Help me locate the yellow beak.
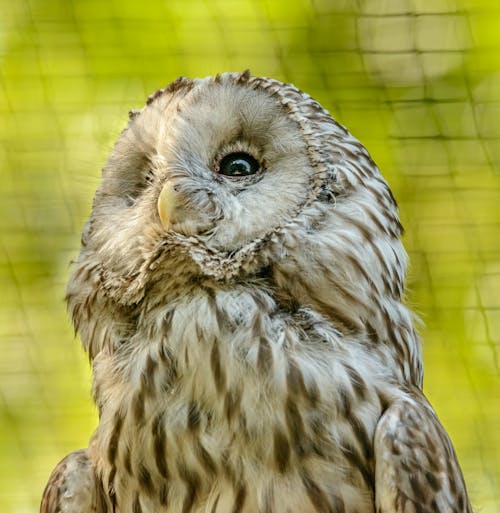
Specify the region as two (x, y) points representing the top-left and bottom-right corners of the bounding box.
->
(157, 181), (178, 230)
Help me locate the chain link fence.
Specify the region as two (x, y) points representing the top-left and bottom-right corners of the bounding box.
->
(1, 0), (499, 511)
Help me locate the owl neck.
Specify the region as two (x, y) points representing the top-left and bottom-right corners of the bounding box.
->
(67, 217), (423, 388)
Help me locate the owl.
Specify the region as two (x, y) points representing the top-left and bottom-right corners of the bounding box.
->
(40, 71), (472, 513)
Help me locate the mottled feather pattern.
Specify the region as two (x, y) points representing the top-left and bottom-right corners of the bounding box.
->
(41, 71), (471, 513)
(375, 395), (473, 513)
(40, 449), (106, 513)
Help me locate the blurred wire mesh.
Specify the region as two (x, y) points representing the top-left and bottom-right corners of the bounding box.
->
(1, 0), (499, 511)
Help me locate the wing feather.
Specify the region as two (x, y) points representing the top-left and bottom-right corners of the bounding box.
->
(374, 395), (472, 513)
(40, 449), (106, 513)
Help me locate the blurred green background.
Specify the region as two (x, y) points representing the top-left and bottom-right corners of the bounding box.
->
(1, 0), (500, 511)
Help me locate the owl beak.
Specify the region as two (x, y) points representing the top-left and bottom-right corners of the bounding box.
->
(157, 181), (178, 230)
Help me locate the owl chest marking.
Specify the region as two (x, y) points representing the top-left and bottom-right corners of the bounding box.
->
(97, 287), (386, 513)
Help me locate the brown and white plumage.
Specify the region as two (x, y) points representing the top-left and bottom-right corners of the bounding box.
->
(40, 449), (106, 513)
(375, 395), (471, 513)
(41, 71), (472, 513)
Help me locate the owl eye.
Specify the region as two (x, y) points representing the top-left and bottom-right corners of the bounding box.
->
(218, 152), (260, 177)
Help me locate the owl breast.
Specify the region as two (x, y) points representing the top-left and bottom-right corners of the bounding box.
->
(91, 284), (391, 513)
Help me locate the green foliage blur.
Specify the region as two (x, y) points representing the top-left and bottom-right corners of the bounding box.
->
(1, 0), (499, 511)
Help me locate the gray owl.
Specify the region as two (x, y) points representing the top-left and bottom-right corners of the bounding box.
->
(40, 71), (472, 513)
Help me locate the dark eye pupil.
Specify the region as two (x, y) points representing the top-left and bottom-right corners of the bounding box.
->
(219, 152), (259, 176)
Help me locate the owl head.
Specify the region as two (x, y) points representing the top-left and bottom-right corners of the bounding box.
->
(68, 71), (421, 384)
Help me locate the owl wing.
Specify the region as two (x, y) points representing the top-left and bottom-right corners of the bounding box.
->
(374, 395), (472, 513)
(40, 449), (107, 513)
